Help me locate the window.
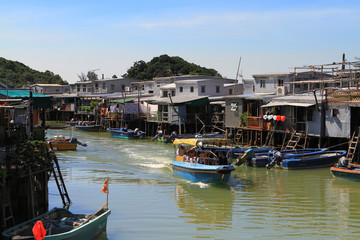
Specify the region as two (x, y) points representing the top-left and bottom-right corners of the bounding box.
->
(332, 109), (339, 117)
(157, 83), (160, 87)
(190, 86), (194, 92)
(260, 80), (266, 88)
(122, 85), (125, 91)
(278, 79), (284, 86)
(216, 86), (220, 93)
(162, 90), (168, 97)
(110, 85), (115, 90)
(306, 109), (313, 121)
(201, 86), (205, 93)
(83, 87), (86, 92)
(180, 87), (183, 93)
(172, 90), (175, 96)
(229, 89), (233, 95)
(77, 86), (80, 92)
(102, 83), (106, 89)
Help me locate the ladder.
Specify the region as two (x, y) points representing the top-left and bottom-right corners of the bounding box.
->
(346, 132), (360, 163)
(234, 129), (243, 144)
(48, 144), (71, 207)
(284, 132), (302, 150)
(1, 184), (15, 229)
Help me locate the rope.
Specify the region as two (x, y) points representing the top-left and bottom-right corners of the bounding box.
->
(325, 140), (349, 150)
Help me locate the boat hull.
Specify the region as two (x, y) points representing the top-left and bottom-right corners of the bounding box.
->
(108, 128), (145, 139)
(281, 151), (346, 169)
(75, 125), (101, 132)
(2, 207), (111, 240)
(171, 161), (234, 183)
(330, 167), (360, 181)
(47, 142), (77, 151)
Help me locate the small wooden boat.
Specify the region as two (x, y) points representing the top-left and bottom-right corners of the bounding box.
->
(2, 205), (111, 240)
(172, 138), (235, 183)
(264, 149), (346, 169)
(46, 136), (87, 151)
(108, 128), (146, 139)
(75, 122), (101, 132)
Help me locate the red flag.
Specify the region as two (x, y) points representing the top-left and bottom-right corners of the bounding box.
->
(32, 221), (46, 240)
(101, 178), (108, 194)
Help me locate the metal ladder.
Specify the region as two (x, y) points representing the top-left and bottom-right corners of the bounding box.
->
(48, 144), (71, 207)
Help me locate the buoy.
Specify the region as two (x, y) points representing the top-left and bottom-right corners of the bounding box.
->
(101, 108), (105, 115)
(263, 115), (268, 120)
(281, 116), (286, 121)
(32, 221), (46, 240)
(276, 115), (281, 121)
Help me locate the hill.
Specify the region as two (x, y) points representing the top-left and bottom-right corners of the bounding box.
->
(122, 54), (221, 80)
(0, 57), (68, 88)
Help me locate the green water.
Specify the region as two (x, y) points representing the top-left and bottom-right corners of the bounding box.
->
(47, 129), (360, 240)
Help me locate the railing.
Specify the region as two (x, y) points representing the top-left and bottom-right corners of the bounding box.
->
(327, 88), (360, 103)
(246, 116), (264, 130)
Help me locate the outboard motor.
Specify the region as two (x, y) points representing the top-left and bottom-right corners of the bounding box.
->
(70, 137), (87, 147)
(266, 149), (282, 169)
(335, 156), (348, 167)
(235, 149), (254, 166)
(152, 130), (163, 141)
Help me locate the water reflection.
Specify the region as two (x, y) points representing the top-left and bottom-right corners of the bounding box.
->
(174, 182), (235, 230)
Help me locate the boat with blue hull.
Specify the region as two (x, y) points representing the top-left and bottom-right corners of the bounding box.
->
(248, 148), (326, 167)
(108, 127), (146, 139)
(172, 138), (235, 183)
(75, 121), (101, 132)
(2, 205), (110, 240)
(265, 149), (346, 169)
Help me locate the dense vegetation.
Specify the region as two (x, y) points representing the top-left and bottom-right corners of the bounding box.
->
(122, 54), (221, 80)
(0, 57), (68, 88)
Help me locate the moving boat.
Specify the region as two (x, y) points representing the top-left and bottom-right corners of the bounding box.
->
(75, 121), (101, 132)
(108, 127), (146, 139)
(171, 138), (235, 183)
(2, 204), (111, 240)
(264, 149), (347, 169)
(46, 136), (87, 151)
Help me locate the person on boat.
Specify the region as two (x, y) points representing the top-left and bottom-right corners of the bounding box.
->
(177, 146), (186, 156)
(219, 152), (228, 165)
(198, 151), (206, 164)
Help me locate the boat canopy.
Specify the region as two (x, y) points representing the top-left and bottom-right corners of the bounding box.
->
(173, 138), (231, 146)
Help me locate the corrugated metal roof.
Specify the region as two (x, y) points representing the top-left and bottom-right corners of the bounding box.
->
(0, 90), (50, 98)
(262, 102), (315, 108)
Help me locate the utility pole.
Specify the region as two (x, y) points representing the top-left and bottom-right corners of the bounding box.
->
(233, 57), (242, 95)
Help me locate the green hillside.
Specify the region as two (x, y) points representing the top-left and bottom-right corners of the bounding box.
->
(122, 54), (221, 80)
(0, 57), (68, 88)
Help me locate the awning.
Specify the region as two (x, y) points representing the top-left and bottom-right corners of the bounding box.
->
(262, 102), (315, 108)
(173, 138), (231, 146)
(110, 98), (135, 103)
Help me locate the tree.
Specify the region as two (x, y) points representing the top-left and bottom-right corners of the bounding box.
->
(87, 71), (98, 82)
(122, 54), (221, 81)
(112, 75), (118, 78)
(77, 72), (87, 82)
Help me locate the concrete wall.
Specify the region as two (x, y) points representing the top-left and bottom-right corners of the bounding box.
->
(224, 98), (243, 128)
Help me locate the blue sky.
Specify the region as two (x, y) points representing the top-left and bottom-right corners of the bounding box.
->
(1, 0), (360, 83)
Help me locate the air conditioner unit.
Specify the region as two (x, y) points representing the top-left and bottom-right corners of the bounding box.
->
(276, 86), (287, 96)
(125, 87), (131, 92)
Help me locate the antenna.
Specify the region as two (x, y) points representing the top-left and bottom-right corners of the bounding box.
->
(233, 57), (242, 95)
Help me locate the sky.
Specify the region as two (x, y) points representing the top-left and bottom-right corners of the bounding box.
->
(1, 0), (360, 84)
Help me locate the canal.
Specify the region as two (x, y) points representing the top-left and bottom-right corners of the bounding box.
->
(47, 128), (360, 240)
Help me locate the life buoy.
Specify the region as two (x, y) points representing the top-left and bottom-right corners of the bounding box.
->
(101, 108), (105, 115)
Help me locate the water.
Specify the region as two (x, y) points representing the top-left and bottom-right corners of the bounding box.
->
(47, 128), (360, 240)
